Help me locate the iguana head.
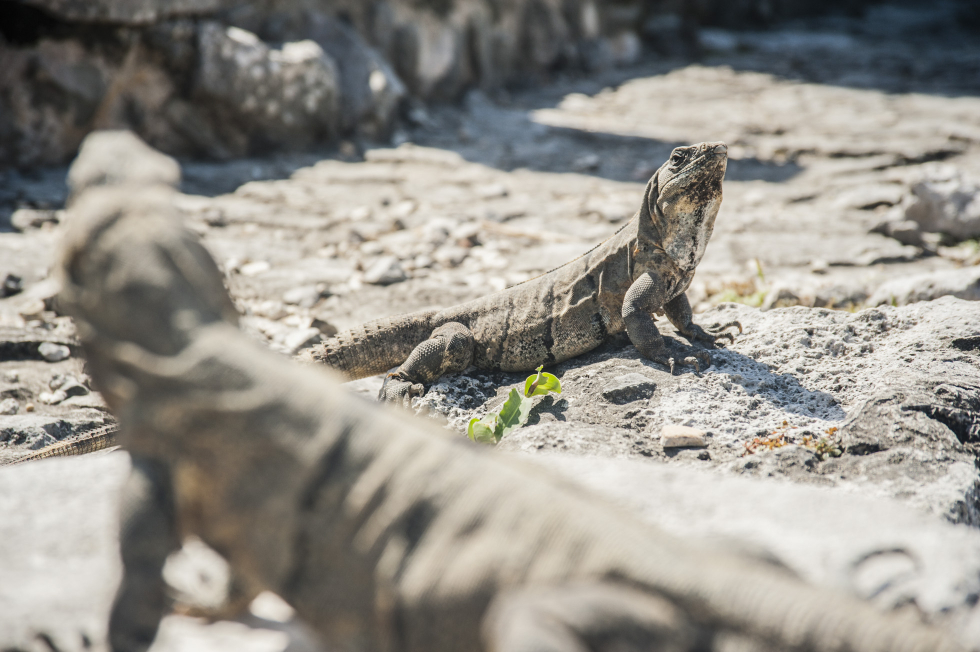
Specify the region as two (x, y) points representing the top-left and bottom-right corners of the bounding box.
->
(644, 142), (728, 272)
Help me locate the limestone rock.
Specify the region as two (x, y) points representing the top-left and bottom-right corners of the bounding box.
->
(196, 23), (340, 151)
(17, 0), (231, 24)
(422, 298), (980, 524)
(904, 167), (980, 241)
(363, 256), (407, 285)
(601, 373), (657, 404)
(268, 14), (406, 138)
(661, 424), (707, 448)
(868, 266), (980, 306)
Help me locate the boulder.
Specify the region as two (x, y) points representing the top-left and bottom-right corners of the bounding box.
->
(262, 14), (406, 138)
(868, 266), (980, 306)
(420, 298), (980, 524)
(196, 23), (340, 152)
(16, 0), (232, 24)
(903, 166), (980, 241)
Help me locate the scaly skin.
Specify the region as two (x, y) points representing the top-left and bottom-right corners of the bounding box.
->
(1, 423), (119, 466)
(305, 142), (741, 404)
(54, 134), (965, 652)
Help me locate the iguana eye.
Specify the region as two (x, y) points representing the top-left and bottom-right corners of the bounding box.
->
(671, 151), (684, 165)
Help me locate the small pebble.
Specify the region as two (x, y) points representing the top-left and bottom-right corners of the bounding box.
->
(0, 398), (18, 415)
(38, 342), (71, 362)
(661, 424), (707, 449)
(25, 403), (35, 412)
(39, 390), (67, 405)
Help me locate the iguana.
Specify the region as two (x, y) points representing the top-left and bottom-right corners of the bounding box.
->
(305, 142), (741, 404)
(57, 133), (963, 652)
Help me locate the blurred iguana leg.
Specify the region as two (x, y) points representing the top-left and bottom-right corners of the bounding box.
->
(483, 582), (707, 652)
(109, 456), (180, 652)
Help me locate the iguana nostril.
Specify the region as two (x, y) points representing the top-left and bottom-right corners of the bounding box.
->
(712, 143), (728, 155)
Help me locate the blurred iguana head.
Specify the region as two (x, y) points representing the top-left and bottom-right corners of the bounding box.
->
(643, 142), (728, 272)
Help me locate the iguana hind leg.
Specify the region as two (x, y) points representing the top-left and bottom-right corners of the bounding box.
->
(482, 583), (707, 652)
(624, 273), (707, 375)
(378, 322), (475, 406)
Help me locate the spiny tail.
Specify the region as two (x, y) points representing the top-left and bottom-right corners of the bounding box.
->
(3, 423), (120, 466)
(302, 310), (439, 380)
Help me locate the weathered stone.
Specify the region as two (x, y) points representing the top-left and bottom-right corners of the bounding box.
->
(38, 342), (71, 362)
(282, 285), (325, 308)
(0, 398), (18, 415)
(904, 167), (980, 241)
(16, 0), (231, 24)
(1, 274), (22, 298)
(196, 24), (340, 151)
(423, 298), (980, 524)
(661, 424), (707, 448)
(601, 373), (657, 404)
(868, 267), (980, 306)
(270, 14), (406, 138)
(282, 327), (322, 355)
(363, 256), (407, 285)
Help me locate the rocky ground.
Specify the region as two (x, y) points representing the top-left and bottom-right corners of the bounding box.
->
(2, 4), (980, 652)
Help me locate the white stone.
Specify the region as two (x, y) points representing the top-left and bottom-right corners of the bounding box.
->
(38, 342), (70, 362)
(661, 425), (707, 448)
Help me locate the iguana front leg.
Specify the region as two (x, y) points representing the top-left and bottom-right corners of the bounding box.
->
(664, 293), (742, 349)
(109, 457), (180, 652)
(378, 322), (475, 405)
(623, 272), (705, 374)
(483, 582), (706, 652)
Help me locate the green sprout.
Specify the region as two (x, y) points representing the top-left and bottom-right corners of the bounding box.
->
(468, 366), (562, 444)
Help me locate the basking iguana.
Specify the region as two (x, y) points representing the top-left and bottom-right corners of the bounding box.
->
(305, 142), (740, 403)
(56, 133), (962, 652)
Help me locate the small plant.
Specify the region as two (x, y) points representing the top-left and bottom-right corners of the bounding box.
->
(467, 366), (562, 444)
(742, 422), (842, 460)
(801, 426), (842, 460)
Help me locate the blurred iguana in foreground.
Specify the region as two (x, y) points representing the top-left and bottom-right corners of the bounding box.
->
(55, 131), (963, 652)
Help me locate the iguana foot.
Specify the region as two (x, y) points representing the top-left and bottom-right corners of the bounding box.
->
(378, 372), (425, 407)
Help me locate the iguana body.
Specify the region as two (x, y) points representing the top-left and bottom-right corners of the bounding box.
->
(56, 132), (964, 652)
(306, 142), (740, 403)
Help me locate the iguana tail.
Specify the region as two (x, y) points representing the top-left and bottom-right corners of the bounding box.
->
(3, 423), (119, 466)
(302, 310), (439, 380)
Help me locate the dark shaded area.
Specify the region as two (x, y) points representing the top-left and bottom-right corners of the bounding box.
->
(0, 342), (77, 362)
(0, 0), (123, 49)
(952, 337), (980, 353)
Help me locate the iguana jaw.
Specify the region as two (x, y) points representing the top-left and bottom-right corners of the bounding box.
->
(652, 142), (728, 273)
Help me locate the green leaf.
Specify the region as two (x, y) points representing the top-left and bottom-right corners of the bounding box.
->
(497, 388), (535, 438)
(468, 417), (498, 444)
(524, 367), (562, 397)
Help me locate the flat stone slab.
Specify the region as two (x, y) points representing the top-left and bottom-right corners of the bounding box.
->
(422, 297), (980, 525)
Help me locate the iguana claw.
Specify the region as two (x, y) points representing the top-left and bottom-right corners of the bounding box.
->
(378, 373), (425, 407)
